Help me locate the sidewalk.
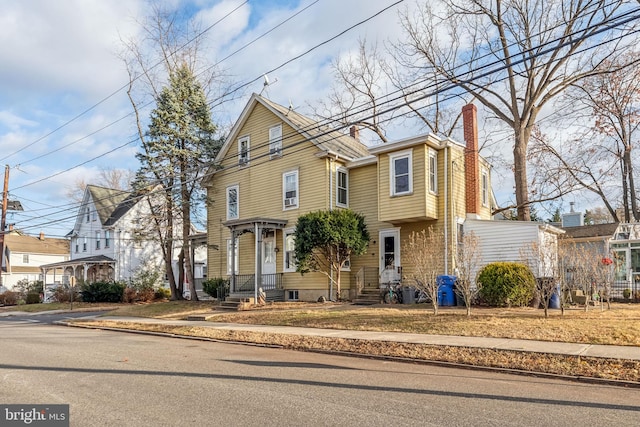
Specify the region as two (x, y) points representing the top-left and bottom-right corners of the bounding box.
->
(71, 314), (640, 362)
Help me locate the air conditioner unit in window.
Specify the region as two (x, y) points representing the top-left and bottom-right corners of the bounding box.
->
(238, 158), (248, 166)
(284, 197), (297, 207)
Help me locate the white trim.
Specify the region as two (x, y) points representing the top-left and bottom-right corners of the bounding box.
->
(336, 167), (349, 208)
(226, 185), (239, 220)
(269, 123), (282, 158)
(283, 227), (296, 272)
(389, 149), (413, 196)
(429, 148), (438, 194)
(481, 169), (489, 207)
(238, 135), (250, 166)
(282, 170), (299, 210)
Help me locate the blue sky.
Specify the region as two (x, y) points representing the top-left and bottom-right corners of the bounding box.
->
(1, 0), (421, 238)
(1, 0), (592, 239)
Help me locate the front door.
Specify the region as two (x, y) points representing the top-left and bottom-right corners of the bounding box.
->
(379, 229), (401, 283)
(262, 231), (276, 284)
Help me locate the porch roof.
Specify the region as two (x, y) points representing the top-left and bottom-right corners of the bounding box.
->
(40, 255), (116, 270)
(223, 217), (288, 233)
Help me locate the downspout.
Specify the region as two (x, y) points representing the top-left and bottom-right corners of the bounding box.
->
(444, 143), (449, 275)
(329, 156), (338, 300)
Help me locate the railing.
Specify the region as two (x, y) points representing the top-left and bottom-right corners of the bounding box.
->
(231, 273), (284, 294)
(355, 266), (381, 294)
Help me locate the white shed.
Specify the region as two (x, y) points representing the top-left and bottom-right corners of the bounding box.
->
(462, 218), (565, 278)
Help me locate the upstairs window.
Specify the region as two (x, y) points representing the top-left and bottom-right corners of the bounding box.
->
(227, 185), (239, 220)
(269, 124), (282, 158)
(95, 231), (101, 250)
(389, 150), (412, 196)
(85, 207), (90, 222)
(23, 254), (29, 264)
(75, 239), (79, 253)
(283, 170), (299, 209)
(82, 236), (87, 252)
(336, 168), (348, 207)
(238, 136), (250, 166)
(481, 169), (489, 207)
(429, 149), (438, 194)
(105, 230), (110, 248)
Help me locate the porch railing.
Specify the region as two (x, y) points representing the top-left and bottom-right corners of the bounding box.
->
(231, 273), (284, 294)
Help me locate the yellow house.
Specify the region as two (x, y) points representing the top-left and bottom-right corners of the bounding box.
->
(202, 95), (493, 302)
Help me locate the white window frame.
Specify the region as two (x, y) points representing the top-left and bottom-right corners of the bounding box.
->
(283, 228), (296, 272)
(75, 238), (79, 253)
(481, 169), (489, 207)
(238, 136), (250, 166)
(269, 124), (282, 158)
(288, 290), (299, 301)
(226, 238), (239, 275)
(227, 185), (239, 220)
(85, 207), (90, 222)
(429, 149), (438, 194)
(341, 256), (351, 272)
(82, 236), (87, 252)
(283, 170), (299, 210)
(95, 231), (101, 250)
(105, 230), (110, 248)
(336, 167), (348, 208)
(389, 149), (413, 196)
(23, 254), (29, 264)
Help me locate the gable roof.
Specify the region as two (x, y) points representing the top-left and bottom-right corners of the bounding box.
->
(205, 94), (369, 184)
(4, 232), (69, 255)
(86, 185), (131, 225)
(561, 223), (619, 240)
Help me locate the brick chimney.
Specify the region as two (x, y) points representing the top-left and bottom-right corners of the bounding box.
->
(349, 125), (359, 141)
(463, 104), (480, 218)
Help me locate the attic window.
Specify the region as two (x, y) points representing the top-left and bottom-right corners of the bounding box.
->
(238, 136), (250, 166)
(269, 124), (282, 158)
(92, 211), (97, 221)
(86, 207), (90, 222)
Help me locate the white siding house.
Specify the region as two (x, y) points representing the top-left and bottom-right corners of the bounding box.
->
(463, 218), (565, 279)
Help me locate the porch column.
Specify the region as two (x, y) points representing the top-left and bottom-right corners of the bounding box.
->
(230, 229), (237, 293)
(255, 223), (262, 303)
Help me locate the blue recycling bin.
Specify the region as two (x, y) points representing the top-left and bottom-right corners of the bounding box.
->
(437, 275), (456, 306)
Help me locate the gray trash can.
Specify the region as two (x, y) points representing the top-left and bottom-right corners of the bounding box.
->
(402, 287), (415, 304)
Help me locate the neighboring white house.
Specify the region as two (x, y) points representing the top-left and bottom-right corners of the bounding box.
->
(40, 185), (207, 293)
(463, 218), (565, 279)
(0, 230), (69, 290)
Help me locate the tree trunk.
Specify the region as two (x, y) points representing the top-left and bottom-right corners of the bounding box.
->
(181, 163), (198, 301)
(513, 129), (531, 221)
(624, 147), (639, 221)
(334, 267), (341, 301)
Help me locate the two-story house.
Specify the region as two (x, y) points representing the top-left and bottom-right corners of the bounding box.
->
(40, 185), (162, 287)
(0, 230), (69, 291)
(203, 94), (494, 302)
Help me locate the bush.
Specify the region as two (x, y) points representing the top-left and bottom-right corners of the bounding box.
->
(202, 278), (229, 299)
(81, 281), (125, 303)
(478, 262), (535, 307)
(155, 287), (171, 300)
(0, 291), (19, 306)
(52, 286), (81, 303)
(25, 292), (41, 304)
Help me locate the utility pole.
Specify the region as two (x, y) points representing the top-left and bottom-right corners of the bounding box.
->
(0, 165), (9, 288)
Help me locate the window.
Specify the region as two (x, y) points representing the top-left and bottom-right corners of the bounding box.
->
(389, 150), (412, 196)
(75, 239), (79, 253)
(238, 136), (250, 166)
(283, 229), (296, 272)
(429, 149), (438, 194)
(269, 124), (282, 158)
(226, 238), (239, 275)
(288, 290), (299, 301)
(85, 207), (90, 222)
(23, 254), (29, 264)
(336, 168), (348, 207)
(283, 170), (298, 209)
(105, 230), (110, 248)
(82, 236), (87, 252)
(227, 185), (239, 220)
(92, 211), (97, 221)
(341, 256), (351, 271)
(95, 231), (101, 250)
(481, 169), (489, 207)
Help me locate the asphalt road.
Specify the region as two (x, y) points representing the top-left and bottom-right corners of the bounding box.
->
(0, 319), (639, 426)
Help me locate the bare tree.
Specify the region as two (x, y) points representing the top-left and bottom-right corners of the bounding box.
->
(520, 236), (560, 318)
(454, 231), (482, 316)
(397, 0), (638, 220)
(65, 167), (134, 203)
(403, 227), (444, 315)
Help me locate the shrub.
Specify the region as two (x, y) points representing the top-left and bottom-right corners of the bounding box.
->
(81, 281), (125, 303)
(53, 286), (80, 303)
(202, 278), (229, 299)
(478, 262), (535, 307)
(0, 291), (19, 306)
(154, 287), (171, 300)
(25, 292), (41, 304)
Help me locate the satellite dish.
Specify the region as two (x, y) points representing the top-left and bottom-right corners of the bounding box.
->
(263, 74), (270, 86)
(260, 74), (278, 96)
